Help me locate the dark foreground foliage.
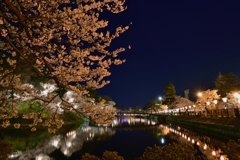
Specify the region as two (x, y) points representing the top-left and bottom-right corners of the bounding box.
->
(82, 150), (124, 160)
(0, 140), (14, 160)
(136, 143), (206, 160)
(220, 140), (240, 160)
(81, 142), (206, 160)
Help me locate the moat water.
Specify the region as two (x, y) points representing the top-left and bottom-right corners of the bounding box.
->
(4, 117), (237, 160)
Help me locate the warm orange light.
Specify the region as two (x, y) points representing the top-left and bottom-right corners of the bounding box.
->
(197, 92), (202, 97)
(234, 92), (239, 98)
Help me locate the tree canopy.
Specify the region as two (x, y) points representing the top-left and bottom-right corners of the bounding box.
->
(196, 89), (220, 110)
(143, 98), (161, 111)
(162, 82), (176, 108)
(0, 0), (130, 131)
(215, 72), (240, 97)
(174, 96), (194, 109)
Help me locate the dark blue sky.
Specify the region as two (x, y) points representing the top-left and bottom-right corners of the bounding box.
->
(98, 0), (240, 108)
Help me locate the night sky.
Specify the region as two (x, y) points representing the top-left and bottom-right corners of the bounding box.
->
(98, 0), (240, 108)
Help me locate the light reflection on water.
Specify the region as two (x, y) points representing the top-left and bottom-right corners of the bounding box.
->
(158, 124), (229, 160)
(112, 117), (157, 127)
(15, 123), (115, 160)
(8, 117), (230, 160)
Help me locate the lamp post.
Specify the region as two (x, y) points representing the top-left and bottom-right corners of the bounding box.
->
(213, 100), (218, 117)
(222, 97), (229, 117)
(154, 96), (162, 114)
(234, 92), (240, 117)
(213, 100), (218, 105)
(206, 101), (210, 117)
(188, 105), (191, 115)
(233, 93), (240, 117)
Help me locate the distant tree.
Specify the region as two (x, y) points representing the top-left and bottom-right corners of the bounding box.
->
(133, 105), (139, 110)
(215, 72), (240, 97)
(163, 83), (176, 108)
(159, 104), (168, 111)
(143, 101), (153, 110)
(121, 105), (127, 111)
(174, 96), (194, 109)
(197, 89), (220, 110)
(114, 104), (121, 110)
(143, 98), (160, 111)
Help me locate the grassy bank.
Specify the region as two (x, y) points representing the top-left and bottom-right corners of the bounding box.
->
(166, 116), (240, 139)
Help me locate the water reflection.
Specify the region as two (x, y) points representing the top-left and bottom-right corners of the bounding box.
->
(7, 117), (233, 160)
(112, 117), (157, 127)
(158, 124), (229, 160)
(9, 117), (157, 159)
(14, 123), (115, 160)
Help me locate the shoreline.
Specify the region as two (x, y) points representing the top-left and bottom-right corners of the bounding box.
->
(167, 115), (240, 139)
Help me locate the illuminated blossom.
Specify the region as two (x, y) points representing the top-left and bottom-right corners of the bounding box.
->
(0, 0), (130, 131)
(14, 123), (21, 128)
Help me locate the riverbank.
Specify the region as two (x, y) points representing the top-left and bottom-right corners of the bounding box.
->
(166, 115), (240, 139)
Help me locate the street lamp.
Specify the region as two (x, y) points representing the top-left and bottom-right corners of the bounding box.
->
(197, 92), (202, 97)
(154, 96), (163, 113)
(206, 101), (210, 117)
(158, 96), (162, 101)
(222, 97), (229, 117)
(213, 100), (218, 105)
(234, 92), (239, 98)
(212, 100), (218, 117)
(222, 97), (227, 109)
(233, 92), (240, 117)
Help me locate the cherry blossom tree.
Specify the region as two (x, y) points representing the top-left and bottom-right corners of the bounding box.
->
(0, 0), (130, 132)
(174, 96), (194, 109)
(226, 92), (240, 108)
(196, 90), (220, 110)
(159, 104), (168, 111)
